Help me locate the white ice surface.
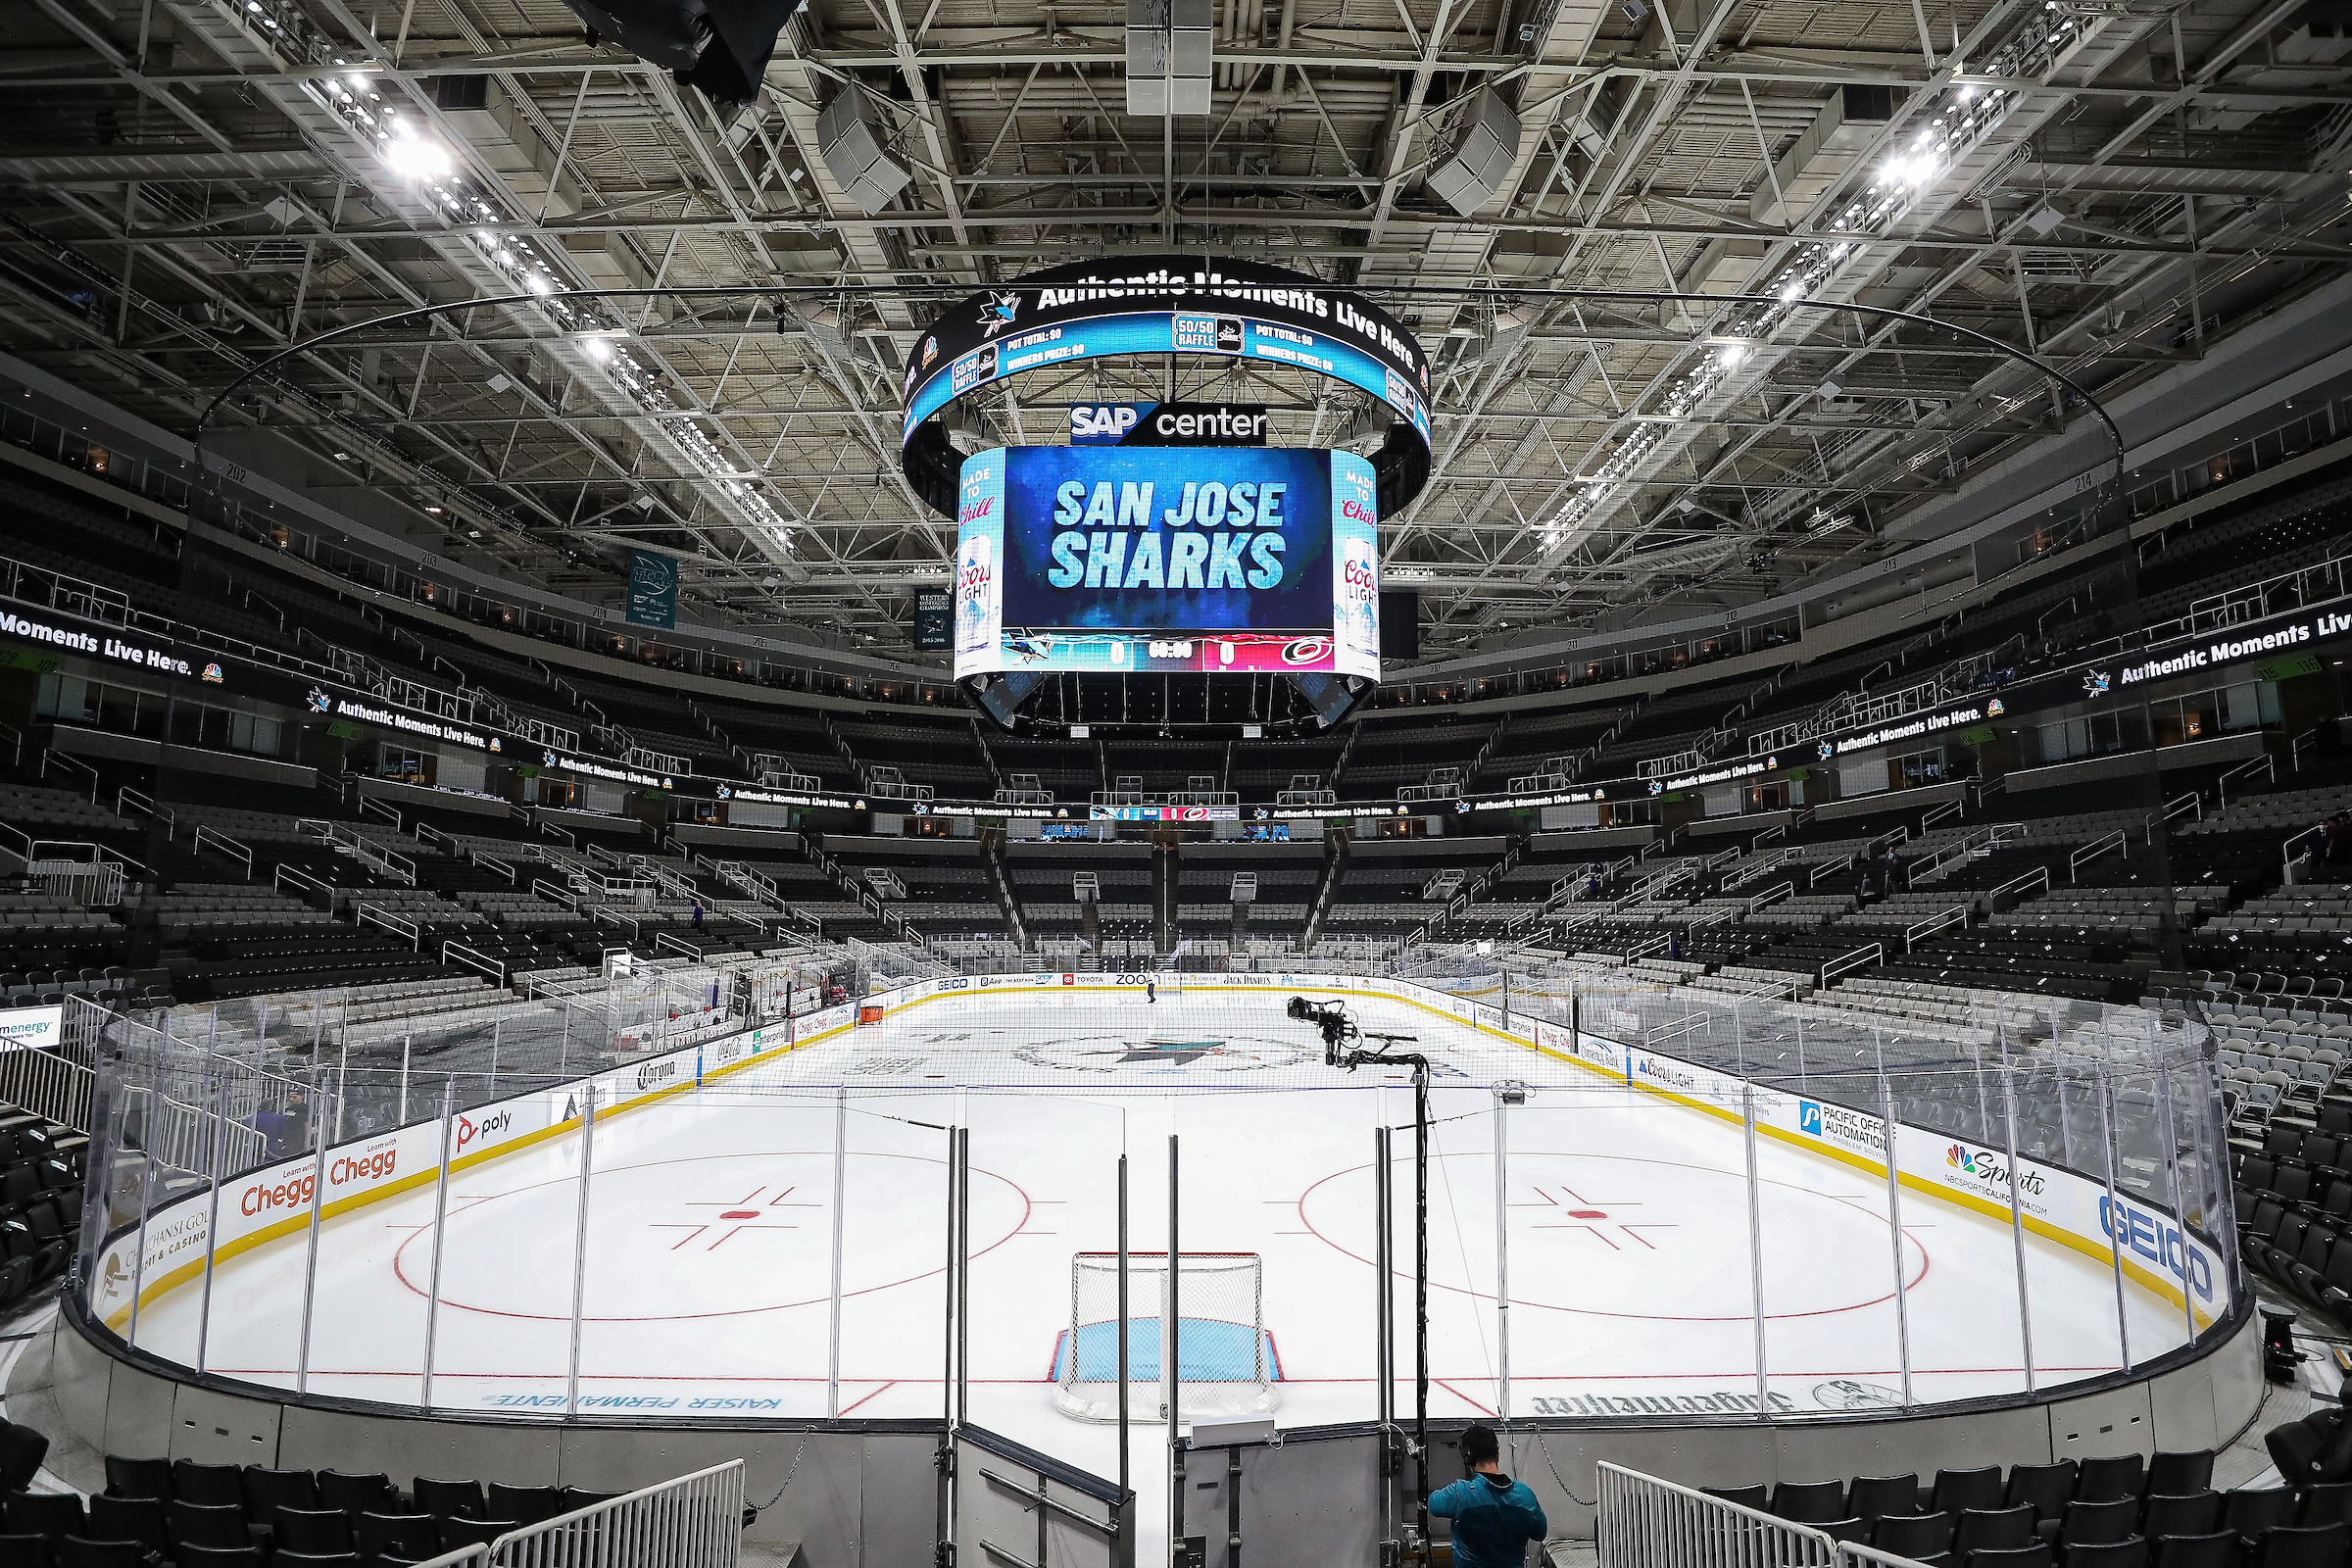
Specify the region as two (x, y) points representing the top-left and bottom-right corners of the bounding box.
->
(122, 989), (2194, 1560)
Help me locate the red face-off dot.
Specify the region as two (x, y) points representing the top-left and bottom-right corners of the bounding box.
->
(720, 1210), (760, 1219)
(1569, 1209), (1608, 1219)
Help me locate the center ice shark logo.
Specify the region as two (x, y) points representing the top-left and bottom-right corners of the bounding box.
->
(1013, 1031), (1315, 1075)
(977, 291), (1023, 338)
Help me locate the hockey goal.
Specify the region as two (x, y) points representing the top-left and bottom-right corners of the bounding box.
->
(1052, 1251), (1279, 1424)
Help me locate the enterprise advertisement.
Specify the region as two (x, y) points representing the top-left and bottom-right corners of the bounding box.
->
(953, 446), (1379, 679)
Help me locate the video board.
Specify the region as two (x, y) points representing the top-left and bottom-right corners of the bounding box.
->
(954, 446), (1379, 680)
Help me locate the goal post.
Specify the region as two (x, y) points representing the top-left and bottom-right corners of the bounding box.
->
(1053, 1251), (1279, 1424)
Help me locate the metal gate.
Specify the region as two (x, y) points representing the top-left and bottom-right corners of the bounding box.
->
(952, 1424), (1132, 1568)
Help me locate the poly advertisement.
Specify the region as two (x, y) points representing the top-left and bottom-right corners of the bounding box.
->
(953, 446), (1378, 678)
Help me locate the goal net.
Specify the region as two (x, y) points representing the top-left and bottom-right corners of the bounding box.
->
(1053, 1251), (1279, 1424)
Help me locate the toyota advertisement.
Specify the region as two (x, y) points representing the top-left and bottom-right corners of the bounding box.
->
(953, 445), (1379, 680)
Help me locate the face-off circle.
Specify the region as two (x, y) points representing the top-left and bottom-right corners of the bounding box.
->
(1011, 1032), (1317, 1075)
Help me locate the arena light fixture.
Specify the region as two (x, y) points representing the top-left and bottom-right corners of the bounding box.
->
(1534, 3), (2096, 564)
(382, 132), (453, 181)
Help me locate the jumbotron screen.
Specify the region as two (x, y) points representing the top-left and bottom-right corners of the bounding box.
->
(954, 446), (1379, 679)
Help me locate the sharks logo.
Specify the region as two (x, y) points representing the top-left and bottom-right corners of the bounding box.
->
(2082, 671), (2111, 697)
(715, 784), (732, 800)
(307, 686), (334, 713)
(977, 291), (1022, 338)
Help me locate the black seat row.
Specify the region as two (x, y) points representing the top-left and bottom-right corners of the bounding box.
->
(101, 1456), (619, 1540)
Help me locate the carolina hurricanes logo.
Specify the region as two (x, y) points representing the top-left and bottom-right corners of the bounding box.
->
(1281, 637), (1332, 665)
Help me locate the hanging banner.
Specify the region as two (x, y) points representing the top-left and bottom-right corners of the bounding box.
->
(625, 550), (679, 630)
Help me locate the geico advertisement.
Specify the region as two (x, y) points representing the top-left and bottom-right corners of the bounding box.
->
(1547, 1029), (2228, 1327)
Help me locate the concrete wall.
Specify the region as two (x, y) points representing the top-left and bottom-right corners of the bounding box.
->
(43, 1290), (2262, 1564)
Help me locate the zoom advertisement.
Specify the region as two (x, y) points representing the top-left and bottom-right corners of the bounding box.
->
(953, 446), (1378, 679)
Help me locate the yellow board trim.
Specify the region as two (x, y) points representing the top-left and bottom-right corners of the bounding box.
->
(102, 976), (2216, 1341)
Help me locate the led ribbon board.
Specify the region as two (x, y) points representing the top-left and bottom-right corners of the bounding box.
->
(954, 445), (1380, 680)
(902, 257), (1431, 521)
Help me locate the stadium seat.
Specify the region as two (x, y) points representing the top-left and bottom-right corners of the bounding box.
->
(1925, 1470), (2007, 1517)
(1953, 1504), (2039, 1556)
(170, 1464), (244, 1511)
(2144, 1542), (2230, 1568)
(80, 1498), (166, 1559)
(2251, 1522), (2349, 1568)
(482, 1487), (564, 1527)
(272, 1509), (353, 1555)
(2064, 1543), (2149, 1568)
(2143, 1451), (2217, 1499)
(409, 1480), (482, 1521)
(1874, 1511), (1955, 1559)
(353, 1513), (437, 1563)
(100, 1459), (169, 1503)
(2143, 1494), (2225, 1538)
(2, 1496), (82, 1542)
(1849, 1474), (1922, 1525)
(317, 1474), (401, 1517)
(57, 1539), (145, 1568)
(1771, 1480), (1849, 1524)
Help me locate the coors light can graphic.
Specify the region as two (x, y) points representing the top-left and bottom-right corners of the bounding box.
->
(956, 530), (996, 661)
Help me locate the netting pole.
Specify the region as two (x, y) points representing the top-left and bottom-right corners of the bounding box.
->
(942, 1123), (957, 1426)
(1375, 1122), (1393, 1446)
(1165, 1134), (1181, 1426)
(1494, 1087), (1510, 1425)
(1414, 1060), (1431, 1560)
(826, 1084), (847, 1418)
(2153, 1053), (2200, 1346)
(1737, 1080), (1774, 1422)
(2093, 1025), (2133, 1370)
(123, 1068), (158, 1350)
(1873, 1046), (1914, 1408)
(1994, 1004), (2037, 1393)
(292, 1073), (330, 1396)
(398, 1034), (411, 1125)
(1117, 1152), (1130, 1509)
(564, 1085), (598, 1415)
(193, 1074), (228, 1376)
(419, 1078), (456, 1409)
(956, 1125), (970, 1429)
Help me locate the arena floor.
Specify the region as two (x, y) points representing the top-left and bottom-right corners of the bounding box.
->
(122, 986), (2194, 1553)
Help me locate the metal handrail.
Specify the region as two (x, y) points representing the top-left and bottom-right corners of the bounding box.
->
(1820, 942), (1884, 987)
(1989, 865), (2050, 908)
(2218, 752), (2276, 807)
(191, 824), (254, 879)
(1903, 905), (1970, 952)
(2069, 829), (2128, 883)
(355, 904), (420, 950)
(441, 940), (508, 986)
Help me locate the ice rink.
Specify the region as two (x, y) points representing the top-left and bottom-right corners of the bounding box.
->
(120, 983), (2197, 1548)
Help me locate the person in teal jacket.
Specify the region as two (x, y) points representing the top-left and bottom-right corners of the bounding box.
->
(1430, 1424), (1548, 1566)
